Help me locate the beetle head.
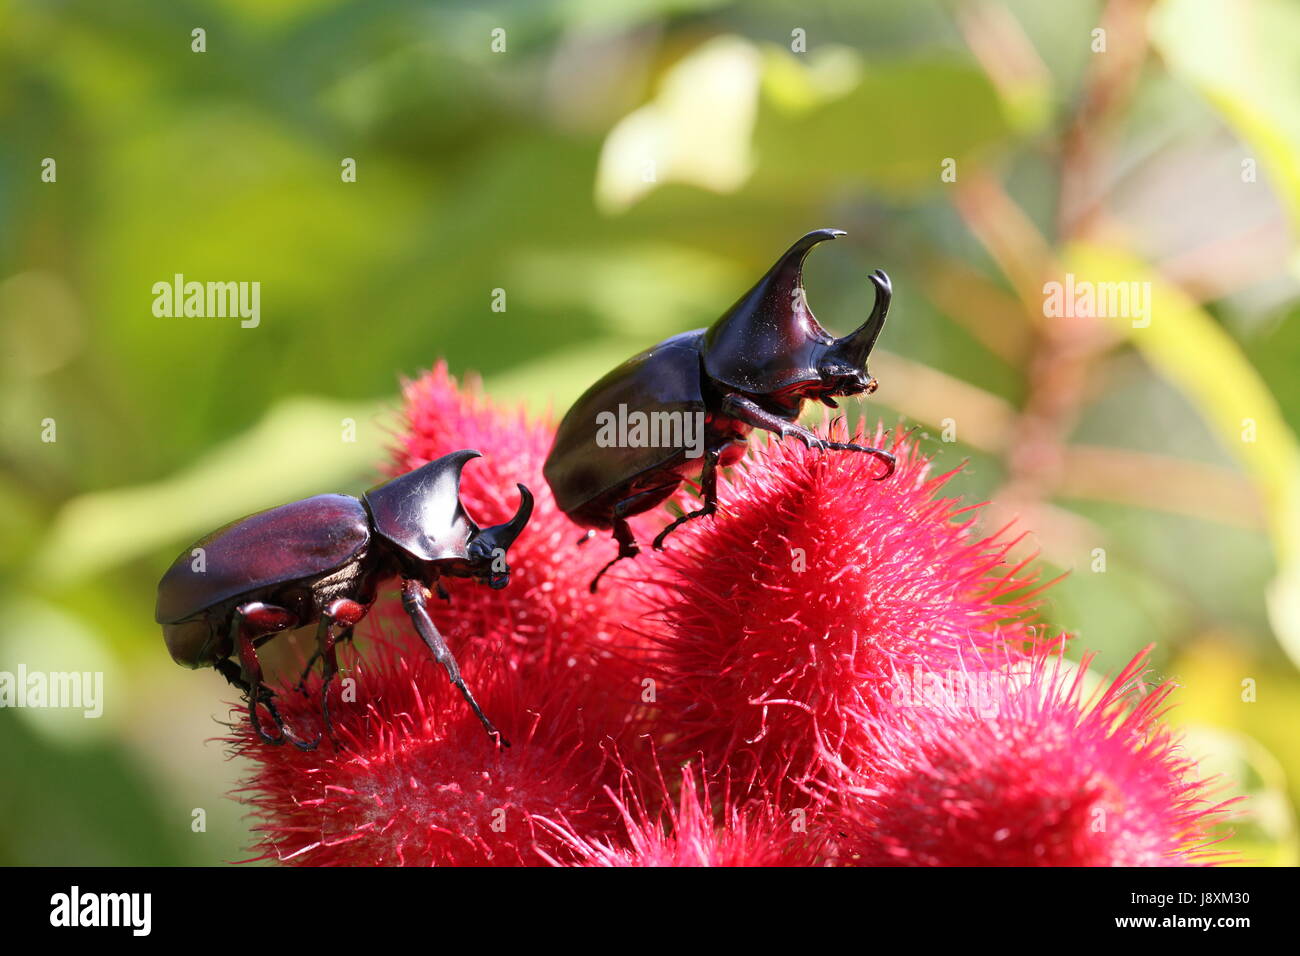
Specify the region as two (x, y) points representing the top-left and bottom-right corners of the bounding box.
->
(466, 483), (534, 589)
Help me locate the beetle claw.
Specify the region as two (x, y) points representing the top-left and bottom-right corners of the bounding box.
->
(248, 691), (287, 746)
(290, 731), (321, 752)
(588, 557), (620, 592)
(249, 687), (319, 750)
(589, 545), (639, 591)
(860, 446), (896, 479)
(653, 504), (717, 551)
(816, 441), (897, 479)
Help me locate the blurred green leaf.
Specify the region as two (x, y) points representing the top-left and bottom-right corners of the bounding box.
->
(596, 35), (761, 213)
(1152, 0), (1300, 277)
(1178, 725), (1298, 866)
(751, 56), (1016, 197)
(1068, 242), (1300, 670)
(32, 396), (386, 585)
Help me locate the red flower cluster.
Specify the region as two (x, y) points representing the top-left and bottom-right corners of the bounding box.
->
(818, 649), (1237, 865)
(233, 363), (1235, 866)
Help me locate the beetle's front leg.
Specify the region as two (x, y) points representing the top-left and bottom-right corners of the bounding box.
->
(719, 392), (895, 479)
(400, 579), (507, 747)
(229, 602), (317, 750)
(652, 445), (722, 551)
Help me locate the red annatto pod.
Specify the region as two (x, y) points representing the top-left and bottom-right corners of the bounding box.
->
(543, 229), (896, 591)
(818, 647), (1241, 866)
(155, 449), (533, 750)
(535, 765), (824, 867)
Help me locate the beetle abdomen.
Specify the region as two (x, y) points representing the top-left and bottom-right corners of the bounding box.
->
(155, 494), (371, 626)
(544, 331), (708, 516)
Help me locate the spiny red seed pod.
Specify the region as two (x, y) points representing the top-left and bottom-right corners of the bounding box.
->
(640, 421), (1047, 793)
(821, 647), (1239, 866)
(536, 765), (822, 867)
(228, 364), (1236, 868)
(232, 634), (620, 866)
(388, 362), (666, 725)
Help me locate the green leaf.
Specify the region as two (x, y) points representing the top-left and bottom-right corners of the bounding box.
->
(31, 396), (386, 585)
(595, 35), (762, 213)
(1066, 242), (1300, 668)
(751, 56), (1016, 197)
(1151, 0), (1300, 276)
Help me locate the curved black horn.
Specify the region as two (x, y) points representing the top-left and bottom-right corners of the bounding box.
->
(838, 269), (892, 368)
(479, 483), (534, 553)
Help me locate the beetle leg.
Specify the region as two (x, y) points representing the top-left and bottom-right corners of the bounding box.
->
(232, 615), (286, 747)
(217, 655), (294, 743)
(400, 579), (508, 748)
(818, 439), (896, 478)
(587, 485), (671, 592)
(316, 624), (353, 750)
(295, 649), (321, 697)
(719, 392), (896, 479)
(435, 579), (451, 603)
(590, 518), (638, 593)
(315, 598), (366, 748)
(652, 445), (722, 551)
(313, 615), (340, 749)
(232, 603), (318, 751)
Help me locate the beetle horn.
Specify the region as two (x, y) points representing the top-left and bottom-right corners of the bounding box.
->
(836, 269), (891, 369)
(763, 229), (846, 328)
(477, 483), (534, 553)
(700, 228), (847, 393)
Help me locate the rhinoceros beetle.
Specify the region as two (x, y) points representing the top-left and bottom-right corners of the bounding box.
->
(156, 449), (533, 749)
(543, 229), (895, 591)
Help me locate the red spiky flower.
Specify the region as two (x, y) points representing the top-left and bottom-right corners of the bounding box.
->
(230, 363), (1236, 867)
(389, 362), (663, 723)
(818, 647), (1239, 866)
(233, 634), (621, 866)
(639, 420), (1047, 795)
(536, 765), (822, 867)
(233, 364), (650, 866)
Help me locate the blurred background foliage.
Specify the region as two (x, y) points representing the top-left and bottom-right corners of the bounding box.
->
(1, 0), (1298, 865)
